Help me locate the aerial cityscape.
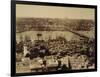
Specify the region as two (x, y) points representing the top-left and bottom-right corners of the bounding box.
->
(16, 4), (95, 73)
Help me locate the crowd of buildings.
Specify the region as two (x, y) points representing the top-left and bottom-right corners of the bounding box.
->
(16, 18), (95, 73)
(16, 33), (95, 73)
(16, 18), (94, 32)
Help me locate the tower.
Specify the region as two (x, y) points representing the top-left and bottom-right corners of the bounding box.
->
(23, 44), (28, 57)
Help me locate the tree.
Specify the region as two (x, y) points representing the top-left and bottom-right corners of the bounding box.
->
(16, 41), (24, 53)
(37, 33), (42, 41)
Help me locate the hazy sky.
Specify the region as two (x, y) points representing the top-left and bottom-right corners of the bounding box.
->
(16, 4), (95, 20)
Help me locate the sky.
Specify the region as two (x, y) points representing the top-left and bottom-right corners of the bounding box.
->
(16, 4), (95, 20)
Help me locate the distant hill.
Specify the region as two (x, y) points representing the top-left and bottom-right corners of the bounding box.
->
(16, 18), (95, 33)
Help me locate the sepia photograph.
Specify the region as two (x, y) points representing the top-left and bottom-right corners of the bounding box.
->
(12, 1), (97, 75)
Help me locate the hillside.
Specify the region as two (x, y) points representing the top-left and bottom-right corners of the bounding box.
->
(16, 18), (95, 33)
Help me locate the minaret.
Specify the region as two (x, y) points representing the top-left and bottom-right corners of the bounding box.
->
(68, 57), (72, 70)
(23, 44), (28, 57)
